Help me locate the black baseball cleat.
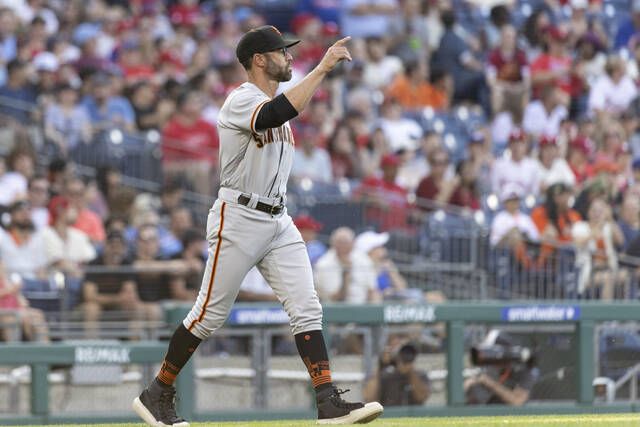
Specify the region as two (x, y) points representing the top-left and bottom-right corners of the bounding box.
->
(132, 381), (189, 427)
(316, 387), (383, 425)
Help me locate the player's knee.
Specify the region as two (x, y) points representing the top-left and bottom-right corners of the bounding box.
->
(289, 299), (323, 335)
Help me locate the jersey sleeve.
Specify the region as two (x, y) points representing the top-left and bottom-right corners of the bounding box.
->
(220, 87), (271, 134)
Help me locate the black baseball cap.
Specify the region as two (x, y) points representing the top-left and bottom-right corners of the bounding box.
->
(236, 25), (300, 64)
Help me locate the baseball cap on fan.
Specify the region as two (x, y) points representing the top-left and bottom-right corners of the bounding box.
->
(236, 26), (300, 65)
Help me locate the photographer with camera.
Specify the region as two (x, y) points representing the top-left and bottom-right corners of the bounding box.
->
(465, 330), (539, 406)
(363, 341), (430, 406)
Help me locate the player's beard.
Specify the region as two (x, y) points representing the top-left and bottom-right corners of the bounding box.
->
(265, 56), (292, 82)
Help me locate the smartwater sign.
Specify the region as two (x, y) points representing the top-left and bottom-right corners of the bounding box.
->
(228, 307), (289, 325)
(384, 305), (436, 323)
(501, 305), (580, 322)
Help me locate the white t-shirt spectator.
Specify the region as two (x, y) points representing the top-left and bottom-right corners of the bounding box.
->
(292, 147), (333, 183)
(314, 249), (377, 304)
(0, 172), (27, 206)
(363, 56), (403, 90)
(378, 117), (423, 153)
(41, 226), (96, 266)
(491, 156), (541, 197)
(588, 74), (638, 115)
(522, 100), (568, 138)
(536, 158), (576, 189)
(0, 228), (48, 278)
(490, 210), (540, 246)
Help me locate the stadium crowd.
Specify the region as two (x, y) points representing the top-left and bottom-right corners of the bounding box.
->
(0, 0), (640, 342)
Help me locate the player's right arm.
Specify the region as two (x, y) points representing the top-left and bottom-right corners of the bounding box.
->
(283, 37), (352, 113)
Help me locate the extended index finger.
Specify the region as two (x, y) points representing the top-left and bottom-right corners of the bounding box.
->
(333, 36), (351, 47)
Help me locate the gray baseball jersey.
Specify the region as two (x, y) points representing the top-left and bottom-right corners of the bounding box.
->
(216, 82), (295, 199)
(183, 82), (322, 339)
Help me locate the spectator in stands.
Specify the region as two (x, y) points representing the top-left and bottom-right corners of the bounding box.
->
(431, 9), (488, 112)
(449, 159), (481, 211)
(585, 197), (625, 299)
(0, 8), (18, 86)
(293, 214), (327, 266)
(44, 83), (92, 158)
(357, 127), (387, 179)
(575, 34), (607, 88)
(491, 129), (541, 197)
(568, 136), (595, 184)
(161, 89), (219, 196)
(47, 158), (70, 198)
(237, 267), (278, 302)
(535, 135), (576, 192)
(82, 229), (157, 335)
(490, 184), (540, 249)
(128, 81), (175, 132)
(28, 175), (49, 230)
(522, 85), (568, 139)
(530, 26), (575, 103)
(386, 60), (450, 111)
(315, 227), (381, 303)
(363, 341), (430, 406)
(618, 193), (640, 251)
(362, 36), (404, 90)
(377, 96), (423, 153)
(42, 196), (96, 279)
(327, 121), (361, 179)
(0, 200), (48, 279)
(614, 0), (640, 49)
(356, 154), (411, 231)
(388, 0), (431, 56)
(416, 148), (457, 211)
(81, 72), (136, 133)
(531, 182), (582, 259)
(354, 230), (423, 302)
(0, 260), (48, 342)
(95, 165), (136, 219)
(66, 177), (106, 246)
(291, 124), (333, 183)
(340, 0), (397, 38)
(467, 130), (494, 196)
(588, 55), (638, 118)
(0, 147), (34, 207)
(0, 59), (36, 123)
(158, 179), (185, 228)
(487, 24), (529, 120)
(173, 228), (206, 293)
(159, 207), (194, 259)
(133, 224), (194, 303)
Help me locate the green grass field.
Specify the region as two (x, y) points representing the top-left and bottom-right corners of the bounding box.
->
(14, 414), (640, 427)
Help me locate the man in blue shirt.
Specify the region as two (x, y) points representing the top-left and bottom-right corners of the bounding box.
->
(82, 72), (136, 132)
(0, 59), (36, 123)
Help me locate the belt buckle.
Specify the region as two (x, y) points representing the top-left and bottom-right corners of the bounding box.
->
(270, 204), (280, 215)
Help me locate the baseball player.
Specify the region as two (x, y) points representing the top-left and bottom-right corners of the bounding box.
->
(133, 26), (384, 426)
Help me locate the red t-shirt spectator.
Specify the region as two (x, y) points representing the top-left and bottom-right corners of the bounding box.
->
(488, 47), (528, 82)
(356, 176), (410, 231)
(162, 117), (219, 165)
(73, 208), (106, 244)
(531, 53), (576, 95)
(449, 185), (481, 210)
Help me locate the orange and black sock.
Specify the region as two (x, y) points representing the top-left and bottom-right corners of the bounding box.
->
(155, 323), (202, 388)
(295, 330), (333, 393)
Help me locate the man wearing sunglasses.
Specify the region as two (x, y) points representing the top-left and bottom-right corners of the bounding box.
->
(133, 25), (383, 426)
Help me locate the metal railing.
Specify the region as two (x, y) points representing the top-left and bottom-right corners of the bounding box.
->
(1, 302), (639, 424)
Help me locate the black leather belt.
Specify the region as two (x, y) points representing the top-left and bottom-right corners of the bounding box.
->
(237, 194), (284, 215)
